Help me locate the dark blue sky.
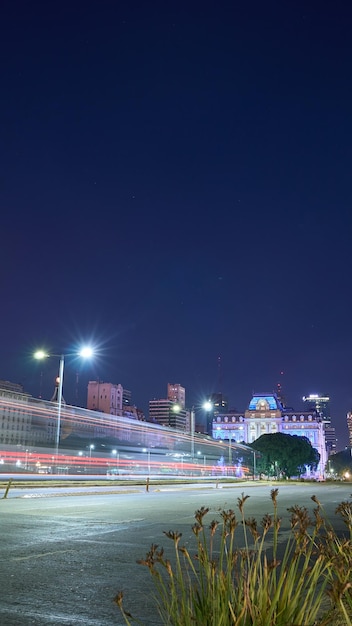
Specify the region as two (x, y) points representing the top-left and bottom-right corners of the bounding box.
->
(1, 1), (352, 448)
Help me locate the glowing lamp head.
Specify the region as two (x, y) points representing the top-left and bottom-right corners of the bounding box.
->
(79, 346), (94, 359)
(203, 401), (213, 412)
(34, 350), (49, 360)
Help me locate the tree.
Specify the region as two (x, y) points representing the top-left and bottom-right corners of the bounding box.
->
(250, 432), (320, 479)
(327, 448), (352, 477)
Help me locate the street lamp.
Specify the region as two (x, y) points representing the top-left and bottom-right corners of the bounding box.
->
(197, 450), (206, 468)
(34, 346), (94, 459)
(203, 400), (213, 437)
(190, 407), (195, 458)
(112, 449), (119, 468)
(142, 448), (150, 475)
(190, 401), (213, 459)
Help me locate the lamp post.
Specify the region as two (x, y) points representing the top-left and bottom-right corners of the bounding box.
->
(112, 449), (119, 468)
(89, 444), (94, 465)
(190, 407), (195, 458)
(142, 448), (150, 475)
(190, 402), (212, 463)
(203, 400), (213, 437)
(228, 431), (232, 464)
(197, 450), (206, 470)
(34, 346), (94, 460)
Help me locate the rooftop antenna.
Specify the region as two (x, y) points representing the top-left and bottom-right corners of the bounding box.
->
(217, 355), (222, 393)
(276, 370), (285, 406)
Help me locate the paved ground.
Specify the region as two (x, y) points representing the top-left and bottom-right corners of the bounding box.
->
(0, 481), (351, 626)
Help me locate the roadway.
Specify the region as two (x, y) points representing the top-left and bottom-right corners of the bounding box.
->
(0, 481), (351, 626)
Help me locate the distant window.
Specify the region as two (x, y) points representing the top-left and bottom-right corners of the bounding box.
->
(292, 415), (297, 421)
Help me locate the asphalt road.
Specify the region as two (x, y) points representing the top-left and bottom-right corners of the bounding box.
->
(0, 482), (351, 626)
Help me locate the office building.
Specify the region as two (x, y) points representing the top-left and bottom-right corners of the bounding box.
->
(167, 383), (185, 409)
(87, 381), (124, 416)
(347, 411), (352, 448)
(303, 393), (336, 453)
(149, 398), (188, 430)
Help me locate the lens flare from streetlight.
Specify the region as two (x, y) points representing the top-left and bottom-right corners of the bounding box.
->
(79, 346), (94, 359)
(34, 350), (49, 360)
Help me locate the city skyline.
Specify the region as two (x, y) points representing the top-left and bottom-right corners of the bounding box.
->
(1, 2), (352, 450)
(4, 363), (347, 451)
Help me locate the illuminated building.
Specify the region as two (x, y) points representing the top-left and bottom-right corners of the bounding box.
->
(302, 394), (336, 453)
(149, 399), (188, 430)
(0, 380), (56, 446)
(347, 411), (352, 448)
(209, 393), (228, 414)
(212, 392), (327, 477)
(150, 384), (188, 430)
(167, 383), (185, 409)
(302, 394), (330, 418)
(87, 381), (124, 416)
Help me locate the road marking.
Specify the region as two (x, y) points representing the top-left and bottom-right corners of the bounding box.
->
(11, 550), (75, 561)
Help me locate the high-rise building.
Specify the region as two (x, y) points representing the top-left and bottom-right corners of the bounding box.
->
(149, 399), (188, 430)
(122, 388), (132, 407)
(302, 394), (336, 453)
(87, 381), (123, 415)
(149, 383), (188, 430)
(303, 394), (330, 418)
(347, 411), (352, 448)
(210, 393), (228, 414)
(167, 383), (185, 409)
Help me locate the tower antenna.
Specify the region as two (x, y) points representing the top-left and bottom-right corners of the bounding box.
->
(276, 370), (285, 406)
(217, 355), (223, 393)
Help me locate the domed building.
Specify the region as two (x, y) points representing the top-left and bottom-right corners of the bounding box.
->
(212, 392), (327, 478)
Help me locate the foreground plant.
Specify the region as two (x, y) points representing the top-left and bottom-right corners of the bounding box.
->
(115, 490), (352, 625)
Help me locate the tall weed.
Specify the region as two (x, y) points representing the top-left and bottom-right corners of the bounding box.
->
(116, 490), (352, 626)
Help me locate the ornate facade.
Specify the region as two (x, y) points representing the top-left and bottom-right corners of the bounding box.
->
(212, 392), (327, 476)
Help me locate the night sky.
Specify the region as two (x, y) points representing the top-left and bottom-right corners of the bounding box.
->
(1, 1), (352, 449)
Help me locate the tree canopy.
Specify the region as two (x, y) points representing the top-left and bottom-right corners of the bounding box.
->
(328, 448), (352, 477)
(250, 432), (320, 478)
